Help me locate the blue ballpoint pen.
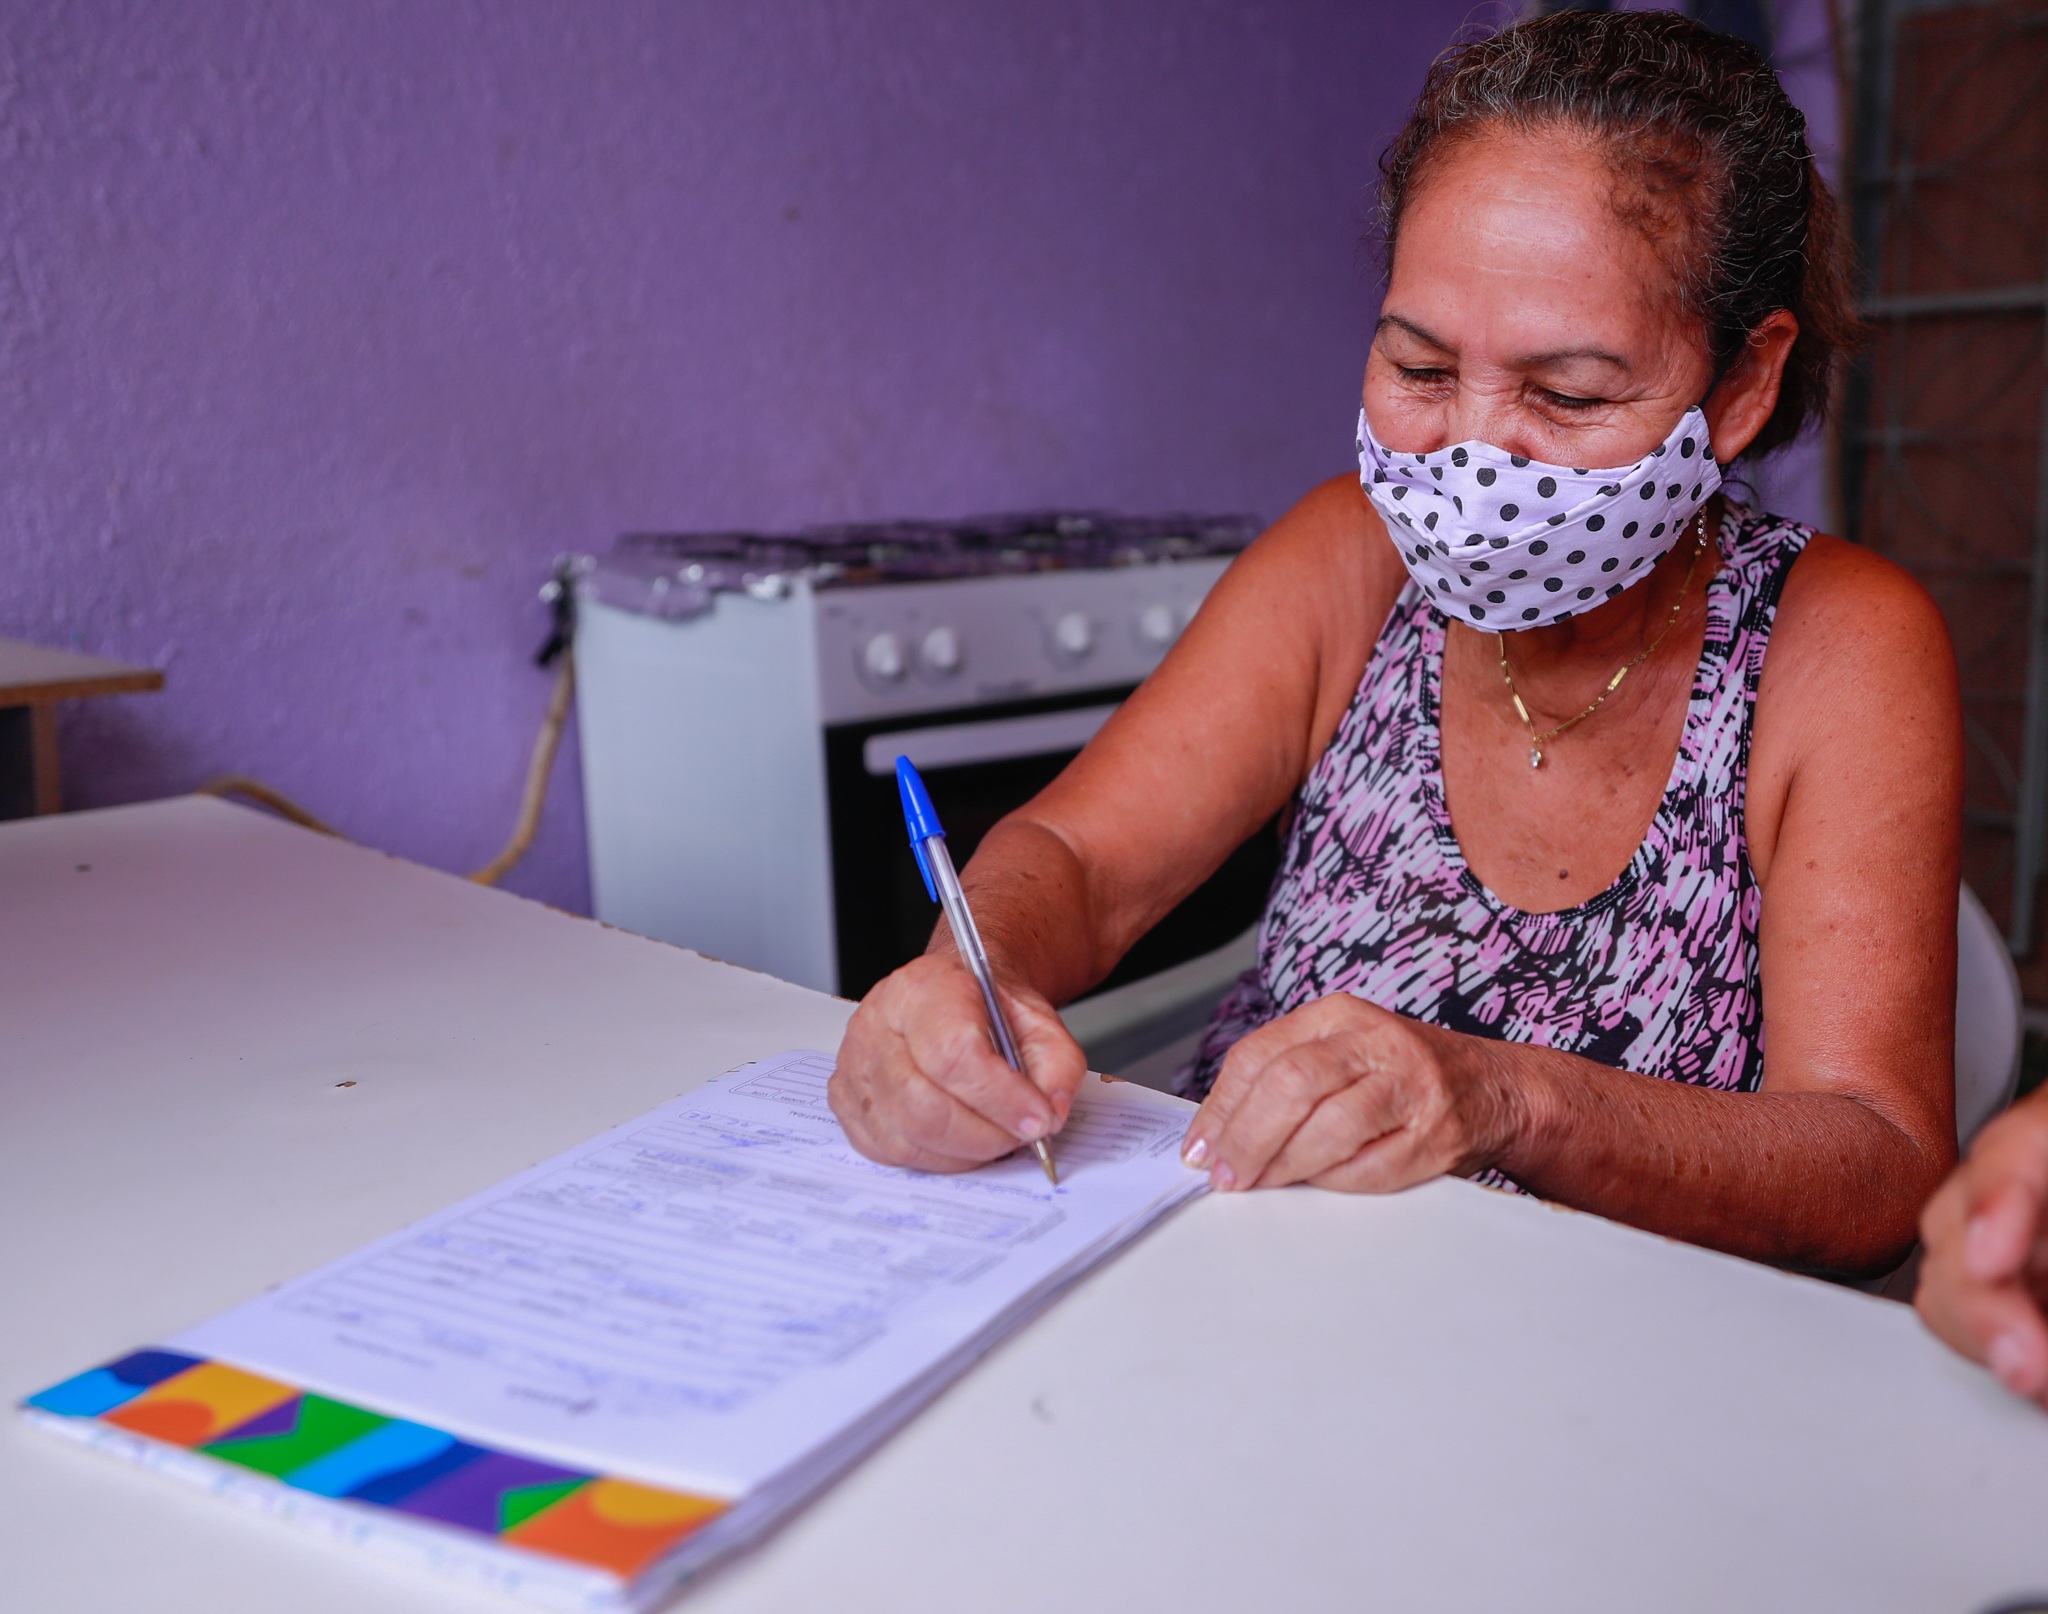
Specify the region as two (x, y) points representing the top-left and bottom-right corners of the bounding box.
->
(895, 755), (1059, 1185)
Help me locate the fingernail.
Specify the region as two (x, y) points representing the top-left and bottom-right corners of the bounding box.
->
(1990, 1331), (2032, 1390)
(1211, 1160), (1237, 1192)
(1182, 1135), (1208, 1168)
(1016, 1114), (1044, 1141)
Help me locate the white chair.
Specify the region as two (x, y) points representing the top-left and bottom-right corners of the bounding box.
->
(1060, 925), (1259, 1091)
(1956, 883), (2024, 1148)
(1865, 885), (2023, 1299)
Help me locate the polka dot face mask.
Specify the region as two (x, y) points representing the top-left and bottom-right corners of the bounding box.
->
(1355, 406), (1722, 629)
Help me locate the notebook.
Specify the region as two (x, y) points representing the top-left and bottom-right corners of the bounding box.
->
(20, 1050), (1205, 1610)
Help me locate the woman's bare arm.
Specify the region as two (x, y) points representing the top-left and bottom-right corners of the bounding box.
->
(959, 475), (1397, 998)
(829, 476), (1404, 1169)
(1511, 535), (1958, 1268)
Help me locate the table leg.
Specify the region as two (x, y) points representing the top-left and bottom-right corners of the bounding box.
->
(0, 707), (30, 820)
(29, 700), (60, 814)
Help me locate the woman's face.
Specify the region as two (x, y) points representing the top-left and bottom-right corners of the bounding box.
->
(1365, 125), (1718, 470)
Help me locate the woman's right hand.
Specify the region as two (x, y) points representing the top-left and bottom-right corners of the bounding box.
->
(830, 952), (1089, 1172)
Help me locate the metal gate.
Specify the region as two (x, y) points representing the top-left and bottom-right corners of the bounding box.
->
(1841, 0), (2048, 958)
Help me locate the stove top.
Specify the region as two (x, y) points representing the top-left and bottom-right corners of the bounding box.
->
(574, 511), (1260, 621)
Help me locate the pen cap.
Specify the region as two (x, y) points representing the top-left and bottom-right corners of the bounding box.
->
(894, 756), (944, 903)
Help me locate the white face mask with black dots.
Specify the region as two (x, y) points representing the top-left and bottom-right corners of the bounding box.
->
(1355, 406), (1722, 629)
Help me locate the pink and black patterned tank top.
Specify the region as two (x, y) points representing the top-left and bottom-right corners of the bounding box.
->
(1182, 502), (1812, 1123)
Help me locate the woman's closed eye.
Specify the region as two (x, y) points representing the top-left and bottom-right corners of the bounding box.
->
(1388, 363), (1614, 415)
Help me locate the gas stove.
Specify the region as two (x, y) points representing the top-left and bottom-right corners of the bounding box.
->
(570, 510), (1270, 1000)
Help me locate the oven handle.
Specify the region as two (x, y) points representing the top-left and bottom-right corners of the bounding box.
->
(862, 703), (1120, 776)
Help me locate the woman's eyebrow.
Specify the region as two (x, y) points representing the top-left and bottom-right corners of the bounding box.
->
(1377, 315), (1634, 376)
(1519, 344), (1634, 372)
(1375, 313), (1451, 350)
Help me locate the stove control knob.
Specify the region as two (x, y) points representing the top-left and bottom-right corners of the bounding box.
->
(1051, 610), (1094, 661)
(919, 625), (962, 676)
(862, 631), (907, 682)
(1136, 602), (1178, 648)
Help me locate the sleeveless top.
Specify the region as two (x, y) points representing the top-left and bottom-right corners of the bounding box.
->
(1180, 503), (1812, 1152)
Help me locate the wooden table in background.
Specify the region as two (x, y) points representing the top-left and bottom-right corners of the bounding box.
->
(0, 636), (163, 817)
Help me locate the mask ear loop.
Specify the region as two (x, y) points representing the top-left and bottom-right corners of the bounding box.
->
(1696, 328), (1750, 468)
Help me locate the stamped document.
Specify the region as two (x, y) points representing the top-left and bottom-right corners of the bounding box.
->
(23, 1052), (1203, 1610)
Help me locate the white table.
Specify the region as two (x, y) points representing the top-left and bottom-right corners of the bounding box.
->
(6, 797), (2048, 1614)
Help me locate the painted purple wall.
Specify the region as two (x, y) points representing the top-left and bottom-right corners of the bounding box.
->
(3, 0), (1471, 909)
(1749, 0), (1843, 533)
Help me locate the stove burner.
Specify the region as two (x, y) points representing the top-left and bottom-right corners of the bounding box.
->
(577, 511), (1260, 621)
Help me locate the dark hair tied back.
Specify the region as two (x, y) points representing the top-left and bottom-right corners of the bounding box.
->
(1379, 9), (1860, 458)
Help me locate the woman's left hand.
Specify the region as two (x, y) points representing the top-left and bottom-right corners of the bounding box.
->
(1180, 993), (1526, 1192)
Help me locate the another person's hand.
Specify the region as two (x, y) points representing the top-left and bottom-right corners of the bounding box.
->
(1179, 993), (1520, 1191)
(831, 952), (1088, 1173)
(1917, 1088), (2048, 1405)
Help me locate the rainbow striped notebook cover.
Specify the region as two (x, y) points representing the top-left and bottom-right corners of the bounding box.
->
(24, 1349), (723, 1610)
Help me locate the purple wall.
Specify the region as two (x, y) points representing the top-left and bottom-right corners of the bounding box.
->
(3, 0), (1467, 909)
(1748, 0), (1844, 533)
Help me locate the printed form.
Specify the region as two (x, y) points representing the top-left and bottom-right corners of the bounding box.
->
(173, 1052), (1203, 1500)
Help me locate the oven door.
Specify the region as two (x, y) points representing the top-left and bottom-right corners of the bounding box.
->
(824, 688), (1277, 1002)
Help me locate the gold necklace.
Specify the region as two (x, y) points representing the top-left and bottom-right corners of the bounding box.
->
(1496, 509), (1710, 770)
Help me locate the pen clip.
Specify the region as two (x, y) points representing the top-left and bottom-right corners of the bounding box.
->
(895, 756), (942, 904)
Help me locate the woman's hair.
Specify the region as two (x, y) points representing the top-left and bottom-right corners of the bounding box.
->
(1378, 9), (1860, 457)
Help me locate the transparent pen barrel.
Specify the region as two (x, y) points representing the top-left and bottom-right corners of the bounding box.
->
(923, 834), (1025, 1072)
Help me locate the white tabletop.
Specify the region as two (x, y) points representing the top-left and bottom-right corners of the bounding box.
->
(6, 797), (2048, 1614)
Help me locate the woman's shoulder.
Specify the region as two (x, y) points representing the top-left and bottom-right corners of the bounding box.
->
(1708, 500), (1947, 657)
(1221, 474), (1409, 641)
(1746, 509), (1960, 870)
(1216, 474), (1412, 742)
(1241, 472), (1400, 574)
(1765, 516), (1952, 666)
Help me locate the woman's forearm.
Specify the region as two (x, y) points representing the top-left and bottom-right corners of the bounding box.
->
(935, 815), (1112, 1007)
(1491, 1039), (1953, 1276)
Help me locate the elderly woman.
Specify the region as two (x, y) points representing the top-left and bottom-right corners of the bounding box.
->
(831, 10), (1963, 1278)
